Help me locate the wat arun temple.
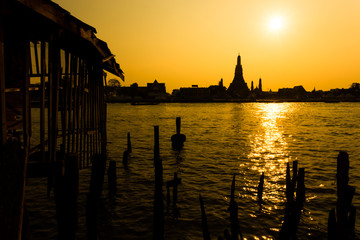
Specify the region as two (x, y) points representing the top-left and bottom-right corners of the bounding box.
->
(227, 55), (250, 99)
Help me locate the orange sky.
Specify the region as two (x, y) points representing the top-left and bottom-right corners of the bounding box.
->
(53, 0), (360, 92)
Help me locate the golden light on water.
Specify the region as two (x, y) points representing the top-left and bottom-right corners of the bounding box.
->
(248, 103), (292, 204)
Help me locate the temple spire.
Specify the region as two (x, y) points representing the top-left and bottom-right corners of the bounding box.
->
(227, 54), (250, 98)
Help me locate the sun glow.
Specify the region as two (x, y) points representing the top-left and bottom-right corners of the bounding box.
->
(268, 16), (285, 32)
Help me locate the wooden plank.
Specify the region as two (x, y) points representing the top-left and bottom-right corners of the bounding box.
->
(94, 67), (99, 154)
(48, 32), (60, 162)
(62, 51), (69, 153)
(67, 53), (74, 153)
(79, 59), (85, 168)
(71, 56), (78, 153)
(85, 65), (90, 167)
(75, 57), (80, 156)
(48, 39), (53, 163)
(52, 41), (60, 160)
(40, 41), (46, 162)
(88, 65), (92, 165)
(33, 41), (40, 75)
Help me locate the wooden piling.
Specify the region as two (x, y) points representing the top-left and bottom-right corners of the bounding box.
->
(229, 174), (241, 240)
(123, 150), (129, 165)
(333, 151), (356, 239)
(55, 153), (79, 240)
(171, 117), (186, 150)
(199, 194), (211, 240)
(285, 162), (292, 203)
(292, 160), (298, 188)
(108, 160), (117, 196)
(153, 126), (164, 240)
(89, 154), (106, 197)
(86, 154), (106, 240)
(86, 193), (97, 240)
(328, 208), (336, 240)
(257, 172), (264, 203)
(296, 168), (305, 207)
(0, 138), (25, 240)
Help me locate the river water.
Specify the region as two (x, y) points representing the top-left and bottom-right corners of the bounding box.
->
(26, 102), (360, 239)
(104, 102), (360, 239)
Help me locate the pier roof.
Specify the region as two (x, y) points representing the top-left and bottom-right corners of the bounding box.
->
(14, 0), (124, 79)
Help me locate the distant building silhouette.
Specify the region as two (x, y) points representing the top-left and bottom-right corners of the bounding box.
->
(259, 78), (262, 92)
(105, 79), (167, 102)
(278, 86), (307, 100)
(227, 55), (250, 98)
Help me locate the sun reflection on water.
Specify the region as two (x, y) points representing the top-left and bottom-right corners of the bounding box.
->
(247, 103), (293, 204)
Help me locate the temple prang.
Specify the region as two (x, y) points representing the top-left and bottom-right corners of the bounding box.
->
(227, 54), (250, 98)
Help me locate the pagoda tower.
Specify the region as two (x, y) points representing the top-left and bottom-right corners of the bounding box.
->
(227, 55), (250, 98)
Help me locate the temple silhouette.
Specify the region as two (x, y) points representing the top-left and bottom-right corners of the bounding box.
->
(227, 55), (250, 98)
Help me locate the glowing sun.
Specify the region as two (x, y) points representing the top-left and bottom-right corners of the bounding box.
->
(268, 16), (285, 32)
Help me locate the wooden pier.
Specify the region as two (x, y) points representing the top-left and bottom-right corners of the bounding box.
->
(0, 0), (124, 239)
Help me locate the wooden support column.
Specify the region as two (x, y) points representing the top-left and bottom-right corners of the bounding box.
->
(0, 19), (31, 238)
(0, 7), (6, 148)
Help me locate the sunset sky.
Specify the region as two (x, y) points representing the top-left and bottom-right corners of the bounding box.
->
(53, 0), (360, 92)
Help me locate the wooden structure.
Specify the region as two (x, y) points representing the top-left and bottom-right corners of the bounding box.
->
(0, 0), (124, 239)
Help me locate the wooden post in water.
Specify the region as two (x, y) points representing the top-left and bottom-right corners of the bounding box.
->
(153, 126), (164, 240)
(86, 154), (106, 240)
(89, 154), (106, 197)
(123, 150), (129, 166)
(296, 168), (305, 207)
(292, 160), (298, 193)
(108, 160), (117, 196)
(257, 172), (264, 203)
(285, 162), (292, 203)
(199, 194), (211, 240)
(328, 208), (336, 240)
(127, 132), (132, 153)
(171, 117), (186, 150)
(55, 153), (79, 240)
(229, 174), (242, 240)
(331, 151), (356, 239)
